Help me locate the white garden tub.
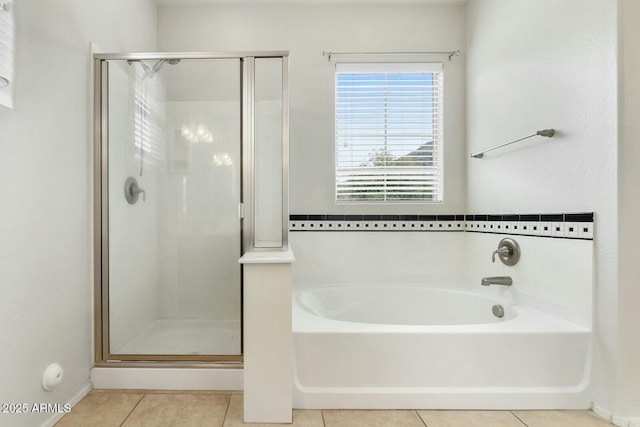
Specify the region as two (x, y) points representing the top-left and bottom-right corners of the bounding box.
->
(292, 286), (591, 410)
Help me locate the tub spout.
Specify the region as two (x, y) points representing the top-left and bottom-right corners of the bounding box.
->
(481, 276), (512, 287)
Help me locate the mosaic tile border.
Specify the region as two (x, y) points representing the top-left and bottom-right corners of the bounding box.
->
(290, 214), (465, 233)
(464, 213), (593, 240)
(289, 212), (594, 240)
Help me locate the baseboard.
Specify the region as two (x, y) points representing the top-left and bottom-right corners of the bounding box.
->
(612, 416), (640, 427)
(41, 383), (91, 427)
(592, 401), (640, 427)
(592, 402), (613, 422)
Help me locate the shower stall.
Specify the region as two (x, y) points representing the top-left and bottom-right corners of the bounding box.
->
(93, 52), (289, 364)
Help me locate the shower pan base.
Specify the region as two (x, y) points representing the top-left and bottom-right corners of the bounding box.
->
(112, 319), (241, 356)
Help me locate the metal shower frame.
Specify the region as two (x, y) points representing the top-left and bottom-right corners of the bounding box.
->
(93, 51), (290, 365)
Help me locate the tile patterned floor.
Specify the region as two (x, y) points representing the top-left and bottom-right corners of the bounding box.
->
(55, 390), (614, 427)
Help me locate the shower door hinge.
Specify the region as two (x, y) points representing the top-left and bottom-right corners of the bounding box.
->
(238, 203), (245, 219)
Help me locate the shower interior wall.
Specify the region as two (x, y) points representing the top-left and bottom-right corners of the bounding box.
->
(157, 100), (241, 323)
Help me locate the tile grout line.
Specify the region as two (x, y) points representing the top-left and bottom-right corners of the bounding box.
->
(415, 410), (428, 427)
(510, 410), (529, 427)
(220, 392), (232, 427)
(321, 409), (327, 427)
(118, 392), (146, 427)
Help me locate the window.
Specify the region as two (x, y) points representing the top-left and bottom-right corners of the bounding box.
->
(335, 63), (443, 202)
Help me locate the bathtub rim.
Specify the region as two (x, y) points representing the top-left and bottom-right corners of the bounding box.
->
(293, 284), (591, 333)
(297, 285), (518, 327)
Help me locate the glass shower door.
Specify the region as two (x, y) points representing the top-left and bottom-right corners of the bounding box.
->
(105, 58), (242, 358)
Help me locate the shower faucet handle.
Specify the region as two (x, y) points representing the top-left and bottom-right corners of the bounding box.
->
(135, 187), (146, 202)
(124, 177), (146, 204)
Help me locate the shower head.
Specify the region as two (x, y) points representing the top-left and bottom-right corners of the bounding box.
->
(148, 58), (181, 76)
(127, 58), (181, 79)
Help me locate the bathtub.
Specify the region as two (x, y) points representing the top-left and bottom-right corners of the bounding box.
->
(293, 286), (591, 410)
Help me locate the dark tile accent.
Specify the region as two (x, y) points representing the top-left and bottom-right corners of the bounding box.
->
(327, 214), (345, 221)
(345, 215), (363, 221)
(487, 215), (503, 221)
(308, 214), (327, 221)
(503, 214), (519, 221)
(564, 213), (594, 222)
(437, 215), (455, 221)
(290, 214), (307, 220)
(399, 215), (418, 221)
(520, 214), (540, 221)
(474, 214), (488, 221)
(465, 215), (475, 221)
(419, 215), (437, 221)
(381, 215), (400, 221)
(363, 215), (381, 221)
(541, 214), (563, 222)
(455, 215), (465, 220)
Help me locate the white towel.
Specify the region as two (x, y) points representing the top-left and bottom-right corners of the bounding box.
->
(0, 3), (13, 86)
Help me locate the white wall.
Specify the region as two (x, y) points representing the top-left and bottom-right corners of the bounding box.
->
(465, 0), (618, 415)
(617, 0), (640, 419)
(0, 0), (156, 425)
(466, 233), (593, 326)
(291, 232), (467, 286)
(158, 3), (466, 215)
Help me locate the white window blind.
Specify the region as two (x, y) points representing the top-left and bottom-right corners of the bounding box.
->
(335, 62), (443, 202)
